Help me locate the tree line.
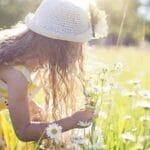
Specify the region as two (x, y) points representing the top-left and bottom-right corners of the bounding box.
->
(0, 0), (149, 46)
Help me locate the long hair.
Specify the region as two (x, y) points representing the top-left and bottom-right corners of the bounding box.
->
(0, 25), (84, 121)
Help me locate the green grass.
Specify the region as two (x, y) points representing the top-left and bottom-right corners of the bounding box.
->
(1, 47), (150, 150)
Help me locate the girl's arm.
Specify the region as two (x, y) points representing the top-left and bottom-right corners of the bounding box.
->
(4, 67), (94, 142)
(6, 68), (76, 141)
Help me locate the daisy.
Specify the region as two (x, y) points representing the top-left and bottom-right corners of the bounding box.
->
(98, 111), (107, 120)
(138, 135), (150, 143)
(88, 142), (106, 149)
(72, 136), (87, 145)
(127, 79), (141, 85)
(140, 115), (150, 122)
(133, 101), (150, 110)
(139, 90), (150, 99)
(114, 62), (124, 72)
(121, 90), (136, 97)
(46, 123), (62, 144)
(123, 115), (132, 120)
(121, 132), (136, 142)
(101, 64), (109, 73)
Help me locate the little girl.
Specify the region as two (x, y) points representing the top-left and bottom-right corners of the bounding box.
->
(0, 0), (107, 145)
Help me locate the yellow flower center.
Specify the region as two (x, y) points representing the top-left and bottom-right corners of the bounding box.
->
(51, 128), (58, 134)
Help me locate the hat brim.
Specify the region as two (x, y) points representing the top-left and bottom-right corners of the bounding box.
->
(24, 13), (92, 43)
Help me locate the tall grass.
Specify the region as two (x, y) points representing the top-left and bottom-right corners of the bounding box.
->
(1, 47), (150, 149)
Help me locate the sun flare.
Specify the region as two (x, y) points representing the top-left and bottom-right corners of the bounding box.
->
(69, 0), (96, 9)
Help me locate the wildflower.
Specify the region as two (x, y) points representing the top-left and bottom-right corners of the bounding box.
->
(123, 115), (132, 120)
(133, 101), (150, 110)
(108, 82), (118, 89)
(127, 79), (141, 85)
(121, 90), (136, 97)
(93, 86), (102, 93)
(85, 97), (97, 109)
(138, 135), (150, 143)
(140, 115), (150, 122)
(92, 126), (104, 142)
(114, 62), (124, 71)
(66, 143), (78, 150)
(121, 132), (136, 142)
(84, 86), (101, 97)
(77, 121), (92, 127)
(102, 86), (111, 93)
(98, 111), (107, 120)
(71, 136), (87, 145)
(88, 142), (106, 149)
(137, 143), (144, 150)
(39, 144), (45, 150)
(99, 76), (106, 82)
(131, 128), (137, 132)
(46, 123), (62, 144)
(139, 90), (150, 99)
(109, 124), (114, 131)
(101, 64), (109, 73)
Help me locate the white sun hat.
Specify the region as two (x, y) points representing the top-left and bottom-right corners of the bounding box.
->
(24, 0), (108, 43)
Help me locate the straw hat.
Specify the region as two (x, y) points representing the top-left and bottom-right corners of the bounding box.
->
(25, 0), (108, 43)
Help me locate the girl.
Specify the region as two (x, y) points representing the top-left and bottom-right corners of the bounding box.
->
(0, 0), (107, 145)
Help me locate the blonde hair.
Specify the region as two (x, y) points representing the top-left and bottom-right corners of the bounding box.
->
(0, 25), (84, 120)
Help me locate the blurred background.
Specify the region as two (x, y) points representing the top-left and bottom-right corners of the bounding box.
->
(0, 1), (150, 149)
(0, 0), (150, 47)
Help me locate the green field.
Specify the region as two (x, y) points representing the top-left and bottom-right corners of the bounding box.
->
(1, 47), (150, 150)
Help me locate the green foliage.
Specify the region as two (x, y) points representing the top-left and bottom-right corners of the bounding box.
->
(0, 0), (149, 42)
(0, 0), (41, 28)
(1, 47), (150, 149)
(96, 0), (150, 42)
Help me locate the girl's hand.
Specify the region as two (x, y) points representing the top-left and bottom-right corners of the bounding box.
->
(29, 99), (44, 122)
(70, 108), (95, 128)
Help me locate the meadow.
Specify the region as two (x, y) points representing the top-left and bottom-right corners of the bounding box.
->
(0, 47), (150, 150)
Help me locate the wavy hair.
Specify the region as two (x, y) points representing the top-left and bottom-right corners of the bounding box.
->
(0, 25), (84, 121)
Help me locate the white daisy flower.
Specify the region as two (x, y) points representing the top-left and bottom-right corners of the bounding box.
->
(121, 90), (136, 97)
(102, 85), (112, 93)
(127, 79), (141, 85)
(93, 86), (102, 93)
(72, 136), (88, 145)
(139, 90), (150, 99)
(140, 115), (150, 122)
(46, 123), (62, 144)
(87, 85), (111, 95)
(114, 62), (124, 72)
(77, 121), (92, 127)
(137, 143), (144, 150)
(132, 128), (137, 132)
(138, 135), (150, 143)
(88, 142), (106, 149)
(98, 111), (108, 120)
(123, 115), (132, 120)
(101, 64), (109, 73)
(121, 132), (136, 142)
(66, 143), (78, 150)
(133, 101), (150, 110)
(108, 82), (118, 89)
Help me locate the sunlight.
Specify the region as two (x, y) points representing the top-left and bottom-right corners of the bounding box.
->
(69, 0), (96, 10)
